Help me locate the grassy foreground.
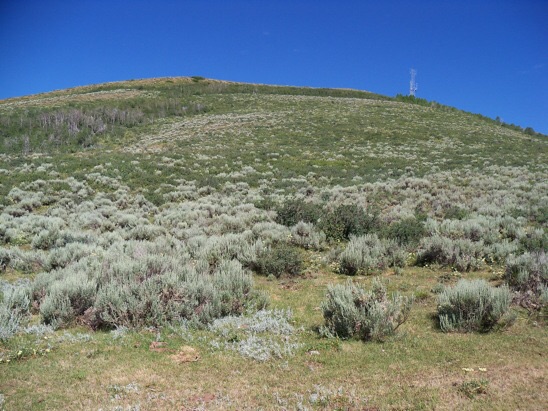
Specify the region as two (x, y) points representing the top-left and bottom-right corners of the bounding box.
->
(1, 265), (546, 410)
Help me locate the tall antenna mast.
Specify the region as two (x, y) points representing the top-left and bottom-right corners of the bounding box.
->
(409, 68), (418, 96)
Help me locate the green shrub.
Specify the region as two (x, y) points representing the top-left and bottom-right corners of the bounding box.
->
(254, 243), (302, 278)
(321, 279), (413, 342)
(275, 199), (322, 227)
(319, 204), (378, 242)
(444, 206), (469, 220)
(533, 205), (548, 225)
(0, 223), (11, 244)
(276, 199), (379, 241)
(437, 279), (511, 332)
(384, 217), (425, 246)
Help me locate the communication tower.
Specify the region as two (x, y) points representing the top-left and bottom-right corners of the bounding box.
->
(409, 68), (418, 96)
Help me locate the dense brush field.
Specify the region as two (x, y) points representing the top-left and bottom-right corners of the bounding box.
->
(0, 77), (546, 410)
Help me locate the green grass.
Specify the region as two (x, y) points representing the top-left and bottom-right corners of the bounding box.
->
(1, 268), (546, 410)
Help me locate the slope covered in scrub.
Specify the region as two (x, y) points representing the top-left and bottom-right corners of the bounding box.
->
(0, 77), (546, 410)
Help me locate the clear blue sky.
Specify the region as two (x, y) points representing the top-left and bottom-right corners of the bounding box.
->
(1, 0), (547, 134)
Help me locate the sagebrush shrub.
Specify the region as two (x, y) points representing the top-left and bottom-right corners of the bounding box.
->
(485, 239), (519, 264)
(1, 280), (31, 311)
(126, 224), (166, 241)
(209, 309), (300, 361)
(0, 281), (31, 341)
(505, 252), (547, 311)
(0, 247), (44, 273)
(39, 270), (97, 327)
(31, 228), (59, 250)
(519, 229), (547, 253)
(94, 258), (262, 328)
(505, 252), (547, 289)
(113, 259), (253, 327)
(437, 279), (511, 332)
(30, 237), (267, 329)
(45, 242), (102, 270)
(289, 221), (326, 250)
(190, 232), (264, 268)
(39, 293), (75, 328)
(251, 221), (290, 243)
(423, 216), (502, 244)
(321, 279), (413, 341)
(0, 221), (11, 244)
(0, 305), (22, 341)
(416, 235), (484, 271)
(338, 234), (405, 275)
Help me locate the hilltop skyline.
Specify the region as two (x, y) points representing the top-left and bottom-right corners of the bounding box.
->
(1, 0), (547, 134)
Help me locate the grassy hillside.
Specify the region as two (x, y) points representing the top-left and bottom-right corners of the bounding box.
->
(0, 77), (546, 410)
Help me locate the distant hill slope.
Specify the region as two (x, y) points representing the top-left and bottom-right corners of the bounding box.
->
(0, 76), (546, 204)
